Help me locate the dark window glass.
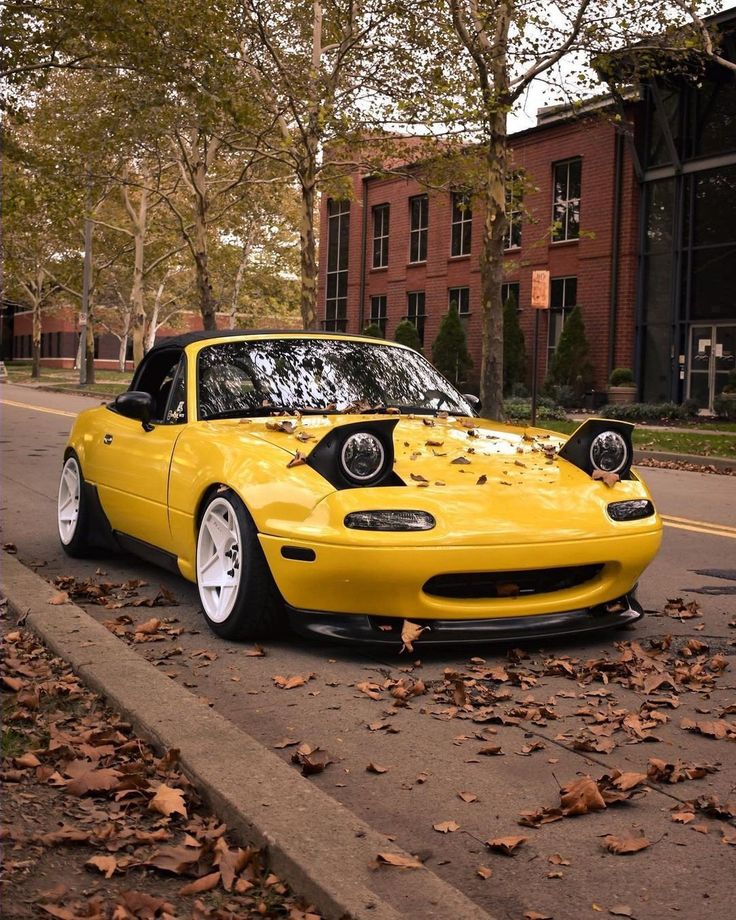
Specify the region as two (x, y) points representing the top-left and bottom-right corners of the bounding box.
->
(552, 160), (581, 242)
(692, 164), (736, 248)
(451, 192), (472, 256)
(325, 199), (350, 332)
(502, 282), (520, 309)
(41, 333), (49, 357)
(163, 356), (187, 424)
(642, 324), (672, 403)
(196, 338), (474, 419)
(547, 277), (577, 366)
(448, 287), (469, 314)
(369, 295), (387, 336)
(407, 291), (426, 344)
(410, 195), (428, 263)
(694, 77), (736, 158)
(690, 244), (736, 321)
(646, 85), (679, 168)
(504, 182), (522, 250)
(645, 179), (675, 253)
(372, 204), (389, 268)
(643, 252), (673, 325)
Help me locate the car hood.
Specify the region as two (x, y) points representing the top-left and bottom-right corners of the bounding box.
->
(206, 414), (657, 545)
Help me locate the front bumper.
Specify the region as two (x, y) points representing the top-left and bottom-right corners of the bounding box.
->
(287, 592), (644, 645)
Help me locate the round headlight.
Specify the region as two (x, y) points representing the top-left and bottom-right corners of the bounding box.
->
(340, 432), (385, 482)
(590, 430), (628, 473)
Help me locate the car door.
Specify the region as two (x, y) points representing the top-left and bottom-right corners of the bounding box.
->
(86, 353), (187, 552)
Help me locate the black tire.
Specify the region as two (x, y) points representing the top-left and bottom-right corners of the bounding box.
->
(195, 488), (285, 640)
(58, 452), (94, 558)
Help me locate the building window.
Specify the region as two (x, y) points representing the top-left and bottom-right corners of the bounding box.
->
(552, 159), (581, 242)
(409, 195), (428, 263)
(448, 287), (470, 315)
(451, 192), (472, 256)
(325, 198), (350, 332)
(369, 295), (387, 336)
(547, 277), (577, 366)
(372, 204), (389, 269)
(407, 291), (426, 344)
(502, 282), (520, 309)
(504, 184), (522, 250)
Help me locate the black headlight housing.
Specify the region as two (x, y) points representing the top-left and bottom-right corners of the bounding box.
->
(558, 418), (635, 479)
(307, 419), (403, 489)
(607, 499), (655, 522)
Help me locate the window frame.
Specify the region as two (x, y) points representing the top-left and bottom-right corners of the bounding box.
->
(503, 183), (522, 250)
(406, 291), (427, 344)
(409, 194), (429, 264)
(372, 204), (390, 269)
(325, 198), (351, 332)
(552, 159), (582, 243)
(450, 191), (472, 257)
(547, 276), (578, 366)
(369, 294), (388, 336)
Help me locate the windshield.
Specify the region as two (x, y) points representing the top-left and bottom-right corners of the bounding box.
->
(197, 338), (475, 420)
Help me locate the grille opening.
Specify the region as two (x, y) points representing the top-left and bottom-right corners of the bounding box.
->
(423, 564), (604, 599)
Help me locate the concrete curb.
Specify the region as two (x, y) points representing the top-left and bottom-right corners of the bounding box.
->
(0, 553), (494, 920)
(634, 449), (734, 472)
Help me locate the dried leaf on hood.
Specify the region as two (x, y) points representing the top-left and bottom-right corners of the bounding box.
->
(410, 473), (429, 483)
(592, 470), (620, 487)
(426, 439), (444, 447)
(266, 420), (297, 434)
(148, 783), (188, 818)
(476, 475), (488, 485)
(602, 833), (651, 855)
(450, 456), (471, 465)
(400, 619), (429, 654)
(485, 835), (527, 855)
(287, 450), (307, 468)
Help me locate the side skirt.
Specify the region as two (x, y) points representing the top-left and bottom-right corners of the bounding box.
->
(113, 531), (181, 575)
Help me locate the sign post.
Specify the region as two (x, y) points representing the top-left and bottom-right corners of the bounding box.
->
(530, 270), (550, 427)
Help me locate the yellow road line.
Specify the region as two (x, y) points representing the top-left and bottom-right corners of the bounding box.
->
(662, 519), (736, 540)
(661, 513), (736, 534)
(0, 398), (77, 419)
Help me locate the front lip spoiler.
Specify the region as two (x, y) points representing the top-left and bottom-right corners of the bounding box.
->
(286, 593), (643, 645)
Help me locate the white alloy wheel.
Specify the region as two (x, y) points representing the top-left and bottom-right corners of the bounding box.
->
(58, 457), (81, 545)
(196, 497), (244, 623)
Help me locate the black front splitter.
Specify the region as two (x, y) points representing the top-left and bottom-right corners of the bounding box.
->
(286, 593), (643, 645)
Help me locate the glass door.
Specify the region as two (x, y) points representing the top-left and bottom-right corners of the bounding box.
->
(688, 324), (736, 411)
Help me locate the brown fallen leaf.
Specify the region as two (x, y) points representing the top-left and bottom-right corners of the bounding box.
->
(245, 644), (266, 657)
(366, 762), (389, 774)
(433, 820), (460, 833)
(400, 619), (429, 654)
(179, 871), (221, 895)
(85, 854), (118, 878)
(478, 745), (504, 756)
(486, 835), (527, 855)
(273, 738), (300, 749)
(476, 474), (487, 485)
(272, 674), (310, 689)
(287, 450), (307, 468)
(458, 791), (478, 804)
(135, 617), (161, 635)
(560, 775), (606, 815)
(671, 810), (695, 824)
(148, 783), (188, 819)
(451, 456), (471, 465)
(524, 912), (553, 920)
(375, 852), (424, 869)
(65, 764), (122, 797)
(145, 844), (201, 874)
(548, 854), (571, 866)
(592, 469), (620, 487)
(476, 866), (493, 879)
(49, 591), (69, 606)
(291, 743), (331, 776)
(608, 906), (634, 918)
(602, 833), (651, 854)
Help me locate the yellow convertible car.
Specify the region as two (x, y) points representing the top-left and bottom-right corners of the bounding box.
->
(58, 331), (662, 644)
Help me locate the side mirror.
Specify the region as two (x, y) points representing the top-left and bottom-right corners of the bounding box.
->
(114, 391), (155, 431)
(463, 393), (482, 412)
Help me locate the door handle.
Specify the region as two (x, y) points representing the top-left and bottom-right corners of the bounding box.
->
(103, 434), (113, 445)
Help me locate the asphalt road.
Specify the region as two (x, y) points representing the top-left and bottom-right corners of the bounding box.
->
(2, 382), (735, 920)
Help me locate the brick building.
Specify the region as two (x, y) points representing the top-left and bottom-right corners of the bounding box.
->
(316, 106), (640, 396)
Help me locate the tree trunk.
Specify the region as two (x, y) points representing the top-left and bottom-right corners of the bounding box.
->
(31, 299), (41, 379)
(229, 239), (252, 329)
(193, 158), (216, 330)
(129, 189), (148, 367)
(118, 334), (128, 373)
(299, 170), (318, 330)
(85, 309), (95, 384)
(478, 125), (509, 421)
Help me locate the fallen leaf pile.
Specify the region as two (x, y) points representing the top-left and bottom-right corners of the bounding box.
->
(1, 627), (321, 919)
(51, 574), (178, 612)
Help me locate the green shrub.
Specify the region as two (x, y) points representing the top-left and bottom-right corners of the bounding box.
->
(545, 384), (577, 409)
(431, 305), (472, 385)
(609, 367), (635, 387)
(544, 306), (594, 399)
(599, 402), (688, 422)
(503, 292), (526, 395)
(714, 393), (736, 420)
(394, 319), (423, 352)
(503, 398), (568, 422)
(362, 323), (383, 338)
(723, 369), (736, 394)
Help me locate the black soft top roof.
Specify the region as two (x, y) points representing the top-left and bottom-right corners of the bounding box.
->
(148, 328), (378, 354)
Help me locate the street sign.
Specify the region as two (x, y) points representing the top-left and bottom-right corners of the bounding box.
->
(78, 313), (88, 327)
(531, 270), (550, 309)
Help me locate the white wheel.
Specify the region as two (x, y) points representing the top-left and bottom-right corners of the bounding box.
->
(196, 497), (243, 624)
(58, 457), (81, 545)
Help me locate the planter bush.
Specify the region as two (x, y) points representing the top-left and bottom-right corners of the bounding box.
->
(600, 402), (690, 422)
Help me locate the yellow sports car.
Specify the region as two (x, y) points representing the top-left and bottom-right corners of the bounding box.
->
(58, 331), (662, 644)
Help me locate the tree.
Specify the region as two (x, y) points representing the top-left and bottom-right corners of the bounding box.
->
(431, 305), (471, 385)
(544, 306), (594, 400)
(441, 1), (718, 419)
(362, 323), (383, 338)
(394, 319), (423, 352)
(503, 291), (526, 395)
